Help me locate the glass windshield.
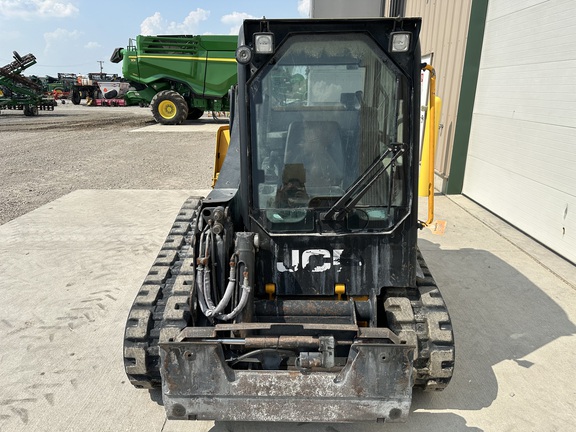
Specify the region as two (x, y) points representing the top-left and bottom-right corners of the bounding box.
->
(250, 33), (411, 232)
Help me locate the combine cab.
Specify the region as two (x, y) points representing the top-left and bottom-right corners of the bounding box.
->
(111, 35), (237, 124)
(0, 51), (56, 115)
(124, 18), (454, 423)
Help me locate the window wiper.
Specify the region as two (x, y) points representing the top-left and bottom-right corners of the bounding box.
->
(322, 143), (406, 220)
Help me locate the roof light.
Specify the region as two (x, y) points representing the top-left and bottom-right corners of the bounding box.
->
(390, 32), (411, 53)
(254, 32), (274, 54)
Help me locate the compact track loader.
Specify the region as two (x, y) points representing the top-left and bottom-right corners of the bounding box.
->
(124, 18), (454, 423)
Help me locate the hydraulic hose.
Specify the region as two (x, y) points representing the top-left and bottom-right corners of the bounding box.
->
(196, 227), (253, 322)
(196, 264), (209, 315)
(195, 226), (211, 315)
(218, 271), (251, 321)
(205, 258), (237, 318)
(203, 265), (216, 310)
(201, 229), (217, 311)
(197, 226), (241, 320)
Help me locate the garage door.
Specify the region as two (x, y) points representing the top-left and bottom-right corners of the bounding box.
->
(463, 0), (576, 264)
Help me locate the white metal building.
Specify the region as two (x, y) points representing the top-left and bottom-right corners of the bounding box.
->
(463, 0), (576, 264)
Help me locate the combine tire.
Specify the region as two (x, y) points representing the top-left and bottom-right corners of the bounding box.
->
(384, 249), (455, 391)
(123, 196), (202, 389)
(187, 107), (204, 120)
(150, 90), (189, 125)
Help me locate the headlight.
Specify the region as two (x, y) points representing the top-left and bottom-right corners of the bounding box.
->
(390, 32), (411, 53)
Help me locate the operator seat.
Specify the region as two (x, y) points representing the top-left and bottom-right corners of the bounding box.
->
(283, 121), (345, 190)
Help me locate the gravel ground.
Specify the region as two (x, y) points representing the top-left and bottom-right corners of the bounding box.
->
(0, 102), (223, 225)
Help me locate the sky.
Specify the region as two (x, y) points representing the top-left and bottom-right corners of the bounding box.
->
(0, 0), (311, 78)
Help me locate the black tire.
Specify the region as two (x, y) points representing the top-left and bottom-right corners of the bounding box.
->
(23, 105), (38, 116)
(104, 90), (117, 99)
(187, 107), (204, 120)
(71, 90), (81, 105)
(150, 90), (189, 125)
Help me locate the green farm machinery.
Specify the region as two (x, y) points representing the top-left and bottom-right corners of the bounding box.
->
(43, 73), (77, 101)
(0, 51), (56, 115)
(111, 35), (237, 124)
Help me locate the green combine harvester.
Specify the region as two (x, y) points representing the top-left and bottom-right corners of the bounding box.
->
(111, 35), (237, 125)
(0, 51), (56, 115)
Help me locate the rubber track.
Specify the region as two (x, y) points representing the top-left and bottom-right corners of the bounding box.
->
(123, 196), (202, 389)
(384, 248), (455, 391)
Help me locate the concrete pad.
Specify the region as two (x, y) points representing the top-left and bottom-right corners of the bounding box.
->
(1, 192), (575, 432)
(130, 121), (225, 133)
(0, 190), (198, 432)
(416, 195), (576, 431)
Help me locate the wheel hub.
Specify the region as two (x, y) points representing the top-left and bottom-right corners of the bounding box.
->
(158, 100), (177, 119)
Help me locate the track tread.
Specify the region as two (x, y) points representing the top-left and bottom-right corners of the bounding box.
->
(123, 196), (202, 389)
(385, 248), (455, 392)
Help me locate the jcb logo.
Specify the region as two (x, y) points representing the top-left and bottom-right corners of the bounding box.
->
(277, 249), (343, 273)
